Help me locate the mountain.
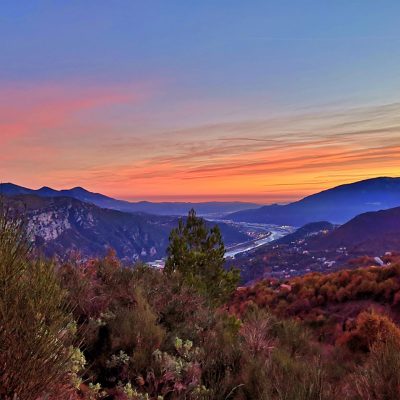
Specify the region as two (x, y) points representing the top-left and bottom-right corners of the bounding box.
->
(0, 183), (260, 217)
(274, 221), (335, 245)
(227, 177), (400, 225)
(0, 183), (33, 196)
(4, 194), (250, 263)
(308, 206), (400, 255)
(229, 206), (400, 284)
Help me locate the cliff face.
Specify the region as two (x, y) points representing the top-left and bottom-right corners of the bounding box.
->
(4, 194), (249, 263)
(8, 195), (170, 262)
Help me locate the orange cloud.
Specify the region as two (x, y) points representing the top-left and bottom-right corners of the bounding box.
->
(1, 89), (400, 203)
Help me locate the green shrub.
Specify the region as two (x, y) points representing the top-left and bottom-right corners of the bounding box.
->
(0, 204), (76, 399)
(200, 313), (243, 400)
(352, 334), (400, 400)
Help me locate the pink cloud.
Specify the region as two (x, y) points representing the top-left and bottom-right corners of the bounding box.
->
(0, 82), (149, 144)
(2, 86), (400, 202)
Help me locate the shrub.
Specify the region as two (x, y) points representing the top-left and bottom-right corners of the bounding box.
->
(339, 310), (400, 352)
(132, 265), (212, 344)
(200, 313), (242, 400)
(267, 350), (326, 400)
(108, 288), (166, 373)
(0, 204), (76, 399)
(352, 334), (400, 400)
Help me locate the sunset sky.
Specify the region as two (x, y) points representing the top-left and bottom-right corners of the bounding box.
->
(1, 1), (400, 203)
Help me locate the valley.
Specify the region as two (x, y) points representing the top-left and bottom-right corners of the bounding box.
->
(214, 220), (295, 258)
(231, 207), (400, 284)
(148, 220), (295, 268)
(3, 177), (400, 285)
(2, 194), (251, 264)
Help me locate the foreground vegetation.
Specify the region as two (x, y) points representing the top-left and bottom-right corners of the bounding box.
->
(2, 207), (400, 399)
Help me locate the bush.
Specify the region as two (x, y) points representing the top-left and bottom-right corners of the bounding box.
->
(200, 312), (242, 400)
(0, 204), (76, 399)
(339, 310), (400, 352)
(352, 334), (400, 400)
(108, 288), (166, 373)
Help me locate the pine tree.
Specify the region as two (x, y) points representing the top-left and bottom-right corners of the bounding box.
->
(164, 209), (239, 305)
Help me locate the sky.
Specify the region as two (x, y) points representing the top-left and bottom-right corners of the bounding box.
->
(1, 1), (400, 203)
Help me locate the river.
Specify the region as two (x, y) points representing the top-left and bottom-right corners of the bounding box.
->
(210, 220), (295, 259)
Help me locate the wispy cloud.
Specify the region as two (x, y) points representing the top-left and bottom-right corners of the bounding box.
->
(1, 85), (400, 202)
(0, 81), (148, 143)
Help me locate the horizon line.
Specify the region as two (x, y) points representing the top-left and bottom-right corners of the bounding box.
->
(1, 175), (398, 205)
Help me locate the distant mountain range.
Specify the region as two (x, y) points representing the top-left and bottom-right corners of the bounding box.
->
(0, 183), (260, 217)
(227, 177), (400, 226)
(3, 194), (250, 263)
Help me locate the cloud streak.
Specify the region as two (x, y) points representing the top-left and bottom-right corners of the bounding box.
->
(0, 82), (147, 144)
(1, 82), (400, 202)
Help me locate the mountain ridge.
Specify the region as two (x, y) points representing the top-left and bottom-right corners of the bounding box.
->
(308, 206), (400, 255)
(227, 176), (400, 225)
(0, 183), (261, 216)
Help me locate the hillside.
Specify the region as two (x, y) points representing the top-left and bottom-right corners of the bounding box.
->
(229, 207), (400, 283)
(228, 261), (400, 345)
(227, 220), (338, 283)
(227, 177), (400, 225)
(0, 183), (260, 216)
(274, 221), (335, 245)
(308, 206), (400, 255)
(4, 195), (249, 262)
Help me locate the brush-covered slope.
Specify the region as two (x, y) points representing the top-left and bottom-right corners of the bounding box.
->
(228, 261), (400, 348)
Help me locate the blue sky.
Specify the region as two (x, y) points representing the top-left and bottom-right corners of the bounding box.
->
(2, 2), (400, 103)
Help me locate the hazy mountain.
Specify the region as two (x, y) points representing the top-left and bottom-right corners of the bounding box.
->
(4, 194), (250, 263)
(0, 183), (260, 217)
(227, 177), (400, 225)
